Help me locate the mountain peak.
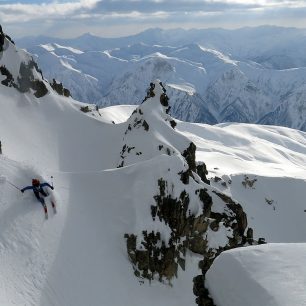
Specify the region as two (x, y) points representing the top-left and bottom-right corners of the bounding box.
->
(78, 32), (97, 38)
(0, 26), (48, 98)
(117, 80), (178, 168)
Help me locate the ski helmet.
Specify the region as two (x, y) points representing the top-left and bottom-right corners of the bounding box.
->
(32, 178), (40, 186)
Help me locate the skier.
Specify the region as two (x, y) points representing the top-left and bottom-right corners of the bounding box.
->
(21, 178), (55, 218)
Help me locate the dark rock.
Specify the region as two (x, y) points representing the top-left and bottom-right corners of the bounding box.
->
(196, 162), (210, 185)
(142, 120), (149, 131)
(32, 80), (48, 98)
(179, 170), (190, 184)
(193, 275), (216, 306)
(0, 65), (15, 87)
(242, 175), (257, 188)
(258, 238), (266, 244)
(213, 191), (247, 235)
(0, 32), (4, 53)
(51, 79), (71, 97)
(209, 220), (219, 232)
(127, 146), (135, 153)
(247, 227), (253, 240)
(170, 119), (177, 129)
(198, 189), (212, 217)
(182, 142), (197, 172)
(160, 92), (169, 107)
(80, 106), (90, 113)
(188, 235), (207, 254)
(142, 82), (155, 103)
(16, 60), (48, 97)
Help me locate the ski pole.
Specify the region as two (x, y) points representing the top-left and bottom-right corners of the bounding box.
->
(50, 176), (54, 188)
(7, 180), (21, 191)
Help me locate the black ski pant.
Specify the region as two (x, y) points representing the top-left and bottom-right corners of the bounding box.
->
(33, 190), (47, 207)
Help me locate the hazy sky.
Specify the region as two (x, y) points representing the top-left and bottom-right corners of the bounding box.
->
(1, 0), (306, 38)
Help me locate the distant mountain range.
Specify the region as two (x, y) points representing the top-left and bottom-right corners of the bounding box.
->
(17, 26), (306, 130)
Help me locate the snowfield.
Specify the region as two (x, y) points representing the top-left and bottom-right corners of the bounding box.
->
(0, 86), (201, 306)
(206, 243), (306, 306)
(1, 88), (306, 305)
(99, 105), (306, 243)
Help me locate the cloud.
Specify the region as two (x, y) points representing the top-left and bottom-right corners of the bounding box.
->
(1, 0), (306, 38)
(2, 0), (306, 22)
(91, 0), (260, 14)
(0, 0), (98, 22)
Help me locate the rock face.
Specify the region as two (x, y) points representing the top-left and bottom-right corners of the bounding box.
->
(0, 25), (70, 99)
(17, 61), (48, 98)
(123, 80), (264, 304)
(0, 25), (4, 53)
(50, 79), (71, 97)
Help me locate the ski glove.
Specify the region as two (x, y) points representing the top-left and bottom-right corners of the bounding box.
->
(21, 190), (24, 193)
(51, 187), (54, 190)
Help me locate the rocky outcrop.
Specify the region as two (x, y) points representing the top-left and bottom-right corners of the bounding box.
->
(123, 81), (265, 305)
(17, 60), (48, 98)
(118, 81), (176, 168)
(50, 78), (71, 97)
(0, 25), (75, 99)
(0, 26), (48, 98)
(0, 65), (15, 87)
(0, 25), (4, 53)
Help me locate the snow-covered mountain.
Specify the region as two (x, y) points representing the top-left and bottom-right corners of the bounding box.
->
(17, 26), (306, 131)
(1, 26), (306, 306)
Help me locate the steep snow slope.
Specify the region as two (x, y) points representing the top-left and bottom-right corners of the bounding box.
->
(206, 244), (306, 306)
(2, 88), (306, 305)
(178, 122), (306, 243)
(0, 81), (203, 305)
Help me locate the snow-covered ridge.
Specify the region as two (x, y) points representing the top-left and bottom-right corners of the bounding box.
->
(0, 26), (71, 99)
(0, 30), (48, 98)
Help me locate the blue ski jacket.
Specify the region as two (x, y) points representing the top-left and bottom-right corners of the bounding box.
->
(21, 182), (53, 193)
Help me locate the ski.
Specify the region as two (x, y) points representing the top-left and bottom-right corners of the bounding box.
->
(51, 201), (57, 214)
